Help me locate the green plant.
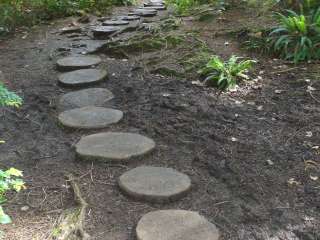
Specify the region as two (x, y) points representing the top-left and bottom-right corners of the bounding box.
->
(199, 55), (256, 90)
(166, 0), (225, 15)
(0, 0), (130, 34)
(0, 80), (24, 226)
(268, 9), (320, 63)
(0, 168), (25, 224)
(0, 83), (22, 107)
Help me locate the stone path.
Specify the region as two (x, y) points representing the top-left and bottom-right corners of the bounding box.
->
(54, 0), (220, 238)
(58, 106), (123, 129)
(58, 69), (108, 87)
(136, 210), (220, 240)
(56, 56), (102, 71)
(75, 132), (155, 162)
(118, 166), (191, 203)
(58, 88), (114, 111)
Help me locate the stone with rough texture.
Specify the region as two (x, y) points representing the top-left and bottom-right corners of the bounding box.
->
(58, 69), (107, 87)
(92, 26), (120, 38)
(58, 88), (114, 111)
(119, 166), (191, 203)
(57, 56), (101, 71)
(75, 132), (155, 162)
(102, 20), (130, 26)
(129, 9), (157, 17)
(136, 210), (220, 240)
(118, 15), (141, 21)
(58, 106), (123, 129)
(141, 5), (166, 10)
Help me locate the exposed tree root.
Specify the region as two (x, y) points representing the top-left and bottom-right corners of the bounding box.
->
(52, 174), (90, 240)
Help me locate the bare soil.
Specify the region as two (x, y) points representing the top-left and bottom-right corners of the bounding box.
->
(0, 4), (320, 240)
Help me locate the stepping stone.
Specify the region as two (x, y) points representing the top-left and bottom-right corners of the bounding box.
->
(144, 1), (165, 6)
(59, 26), (82, 34)
(58, 88), (114, 111)
(58, 69), (107, 87)
(129, 9), (157, 17)
(117, 15), (141, 21)
(118, 166), (191, 203)
(136, 210), (220, 240)
(102, 20), (130, 26)
(92, 26), (120, 38)
(141, 5), (166, 10)
(58, 106), (123, 129)
(57, 56), (101, 71)
(75, 132), (155, 162)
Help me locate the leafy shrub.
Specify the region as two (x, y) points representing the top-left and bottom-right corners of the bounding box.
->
(0, 83), (22, 107)
(0, 78), (24, 226)
(166, 0), (225, 15)
(0, 168), (25, 224)
(268, 9), (320, 63)
(0, 0), (131, 33)
(198, 55), (256, 90)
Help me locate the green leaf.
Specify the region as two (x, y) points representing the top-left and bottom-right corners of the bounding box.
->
(0, 206), (12, 224)
(5, 168), (23, 177)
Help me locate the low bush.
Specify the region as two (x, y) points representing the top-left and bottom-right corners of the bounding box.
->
(166, 0), (225, 15)
(0, 0), (132, 34)
(0, 79), (25, 227)
(198, 55), (256, 90)
(0, 168), (25, 224)
(268, 8), (320, 63)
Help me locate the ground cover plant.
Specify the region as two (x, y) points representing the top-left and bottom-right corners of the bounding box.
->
(0, 168), (25, 224)
(0, 0), (132, 34)
(198, 55), (256, 90)
(166, 0), (226, 15)
(0, 82), (24, 234)
(268, 8), (320, 63)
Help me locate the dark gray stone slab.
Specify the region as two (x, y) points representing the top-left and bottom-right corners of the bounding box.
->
(75, 132), (155, 162)
(136, 210), (220, 240)
(117, 15), (141, 21)
(57, 56), (102, 71)
(59, 26), (82, 34)
(58, 88), (114, 111)
(92, 26), (120, 38)
(129, 9), (158, 17)
(58, 106), (123, 129)
(144, 1), (165, 7)
(58, 69), (107, 87)
(102, 20), (130, 26)
(119, 166), (191, 203)
(141, 5), (166, 10)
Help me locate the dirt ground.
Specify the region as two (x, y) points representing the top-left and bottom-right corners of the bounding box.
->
(0, 4), (320, 240)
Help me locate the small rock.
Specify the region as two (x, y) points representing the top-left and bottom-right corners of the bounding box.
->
(21, 206), (30, 211)
(266, 159), (274, 166)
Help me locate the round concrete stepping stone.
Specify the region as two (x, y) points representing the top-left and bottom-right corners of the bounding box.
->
(118, 166), (191, 203)
(57, 56), (101, 71)
(58, 69), (108, 87)
(136, 210), (220, 240)
(140, 6), (166, 10)
(129, 9), (157, 17)
(144, 1), (164, 6)
(118, 15), (141, 21)
(58, 106), (123, 129)
(75, 132), (155, 162)
(92, 26), (120, 38)
(58, 88), (114, 111)
(102, 20), (130, 26)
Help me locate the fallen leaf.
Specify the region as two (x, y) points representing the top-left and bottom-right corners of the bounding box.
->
(310, 175), (319, 181)
(288, 178), (300, 185)
(306, 131), (313, 137)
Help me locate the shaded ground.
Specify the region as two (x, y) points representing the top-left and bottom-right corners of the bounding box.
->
(0, 4), (320, 240)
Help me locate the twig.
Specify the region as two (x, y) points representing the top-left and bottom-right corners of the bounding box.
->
(52, 174), (90, 240)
